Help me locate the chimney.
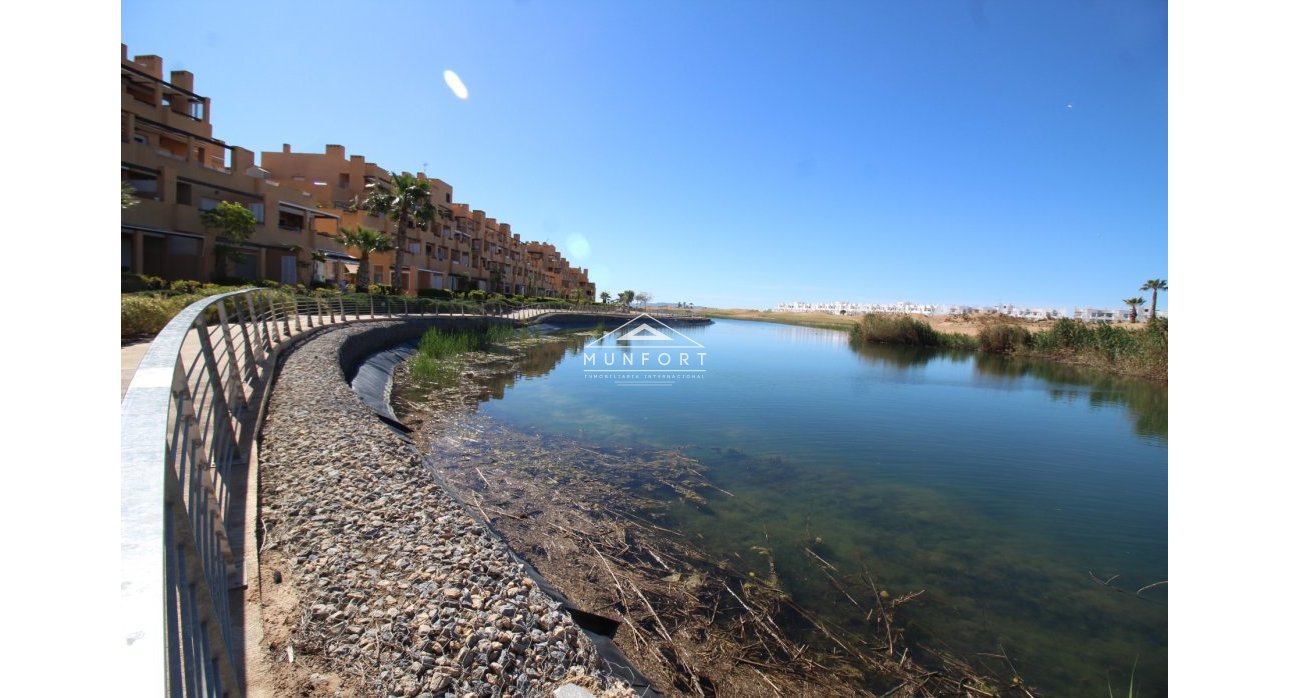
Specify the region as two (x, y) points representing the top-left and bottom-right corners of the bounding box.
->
(282, 143), (291, 154)
(169, 70), (194, 92)
(325, 144), (345, 158)
(133, 54), (164, 79)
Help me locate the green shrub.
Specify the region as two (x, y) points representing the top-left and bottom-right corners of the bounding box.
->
(366, 283), (394, 296)
(121, 273), (168, 292)
(170, 280), (202, 294)
(120, 294), (203, 338)
(978, 324), (1032, 354)
(417, 288), (454, 300)
(466, 289), (487, 302)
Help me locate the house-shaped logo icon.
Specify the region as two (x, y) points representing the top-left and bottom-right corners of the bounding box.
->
(587, 313), (705, 349)
(582, 313), (708, 386)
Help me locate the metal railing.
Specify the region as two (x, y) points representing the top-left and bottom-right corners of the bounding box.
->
(121, 290), (706, 696)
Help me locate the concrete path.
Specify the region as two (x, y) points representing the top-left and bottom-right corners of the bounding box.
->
(122, 340), (153, 400)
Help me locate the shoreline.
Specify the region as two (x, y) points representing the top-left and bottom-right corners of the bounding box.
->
(699, 308), (1167, 382)
(253, 322), (632, 697)
(392, 331), (1017, 697)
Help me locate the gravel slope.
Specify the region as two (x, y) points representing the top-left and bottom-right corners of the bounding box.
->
(255, 322), (627, 697)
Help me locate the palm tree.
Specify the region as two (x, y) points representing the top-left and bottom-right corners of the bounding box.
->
(1140, 279), (1167, 320)
(362, 172), (435, 295)
(338, 226), (392, 290)
(618, 289), (636, 310)
(1123, 296), (1145, 323)
(599, 291), (611, 305)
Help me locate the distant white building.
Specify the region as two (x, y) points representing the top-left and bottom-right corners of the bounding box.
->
(776, 300), (1066, 319)
(1072, 307), (1125, 323)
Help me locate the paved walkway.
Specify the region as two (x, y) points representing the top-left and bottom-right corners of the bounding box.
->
(121, 340), (153, 400)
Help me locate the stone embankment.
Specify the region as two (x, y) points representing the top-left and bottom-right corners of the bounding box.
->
(254, 321), (630, 697)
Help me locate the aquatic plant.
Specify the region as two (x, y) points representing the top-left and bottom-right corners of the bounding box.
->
(849, 314), (979, 350)
(1107, 656), (1138, 698)
(978, 324), (1032, 354)
(411, 324), (523, 381)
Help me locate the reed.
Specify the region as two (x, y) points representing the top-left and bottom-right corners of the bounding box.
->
(411, 324), (522, 381)
(849, 314), (979, 350)
(978, 324), (1032, 354)
(1025, 318), (1167, 380)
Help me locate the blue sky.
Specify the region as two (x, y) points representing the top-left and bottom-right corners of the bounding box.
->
(122, 0), (1167, 310)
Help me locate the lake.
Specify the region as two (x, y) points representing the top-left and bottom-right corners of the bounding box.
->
(414, 318), (1168, 694)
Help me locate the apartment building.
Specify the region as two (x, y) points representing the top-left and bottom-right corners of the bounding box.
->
(122, 46), (595, 298)
(121, 45), (342, 284)
(260, 144), (596, 299)
(523, 241), (595, 300)
(260, 143), (459, 289)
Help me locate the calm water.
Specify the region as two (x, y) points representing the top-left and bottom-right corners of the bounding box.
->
(472, 319), (1168, 694)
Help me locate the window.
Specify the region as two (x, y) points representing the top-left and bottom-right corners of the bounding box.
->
(278, 209), (305, 232)
(133, 134), (148, 145)
(168, 237), (200, 256)
(339, 173), (350, 190)
(123, 169), (160, 200)
(176, 183), (192, 206)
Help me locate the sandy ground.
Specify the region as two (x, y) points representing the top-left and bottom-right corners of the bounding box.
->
(697, 308), (1153, 337)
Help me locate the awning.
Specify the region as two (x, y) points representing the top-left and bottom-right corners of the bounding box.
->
(343, 263), (359, 274)
(319, 250), (359, 262)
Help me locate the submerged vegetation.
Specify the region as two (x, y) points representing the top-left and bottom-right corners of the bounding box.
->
(396, 332), (1043, 696)
(848, 314), (1167, 381)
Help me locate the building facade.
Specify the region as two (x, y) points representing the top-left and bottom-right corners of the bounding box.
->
(121, 46), (342, 285)
(122, 45), (594, 299)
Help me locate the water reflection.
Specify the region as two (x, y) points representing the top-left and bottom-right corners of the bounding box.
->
(974, 354), (1167, 439)
(844, 339), (1167, 440)
(398, 320), (1168, 694)
(476, 333), (592, 403)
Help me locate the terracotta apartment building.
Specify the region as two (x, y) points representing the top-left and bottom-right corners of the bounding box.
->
(121, 45), (594, 300)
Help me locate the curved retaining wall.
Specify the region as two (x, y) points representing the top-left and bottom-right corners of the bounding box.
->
(257, 319), (657, 696)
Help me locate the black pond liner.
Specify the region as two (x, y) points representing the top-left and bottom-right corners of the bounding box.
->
(351, 341), (663, 698)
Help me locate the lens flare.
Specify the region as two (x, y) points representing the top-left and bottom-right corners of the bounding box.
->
(565, 233), (591, 261)
(443, 70), (469, 100)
